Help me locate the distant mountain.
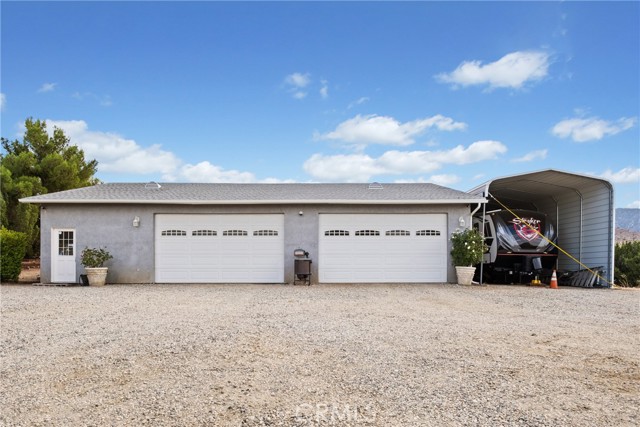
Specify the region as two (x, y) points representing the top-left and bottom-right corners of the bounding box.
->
(616, 228), (640, 244)
(616, 208), (640, 232)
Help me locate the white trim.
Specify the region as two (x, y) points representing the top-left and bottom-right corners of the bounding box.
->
(21, 198), (486, 205)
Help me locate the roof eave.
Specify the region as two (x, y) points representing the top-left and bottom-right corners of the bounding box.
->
(20, 198), (487, 205)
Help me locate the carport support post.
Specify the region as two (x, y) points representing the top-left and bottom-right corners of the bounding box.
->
(479, 197), (486, 285)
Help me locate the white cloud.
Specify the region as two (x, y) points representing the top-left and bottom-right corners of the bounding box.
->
(393, 174), (462, 185)
(320, 80), (329, 99)
(427, 174), (461, 186)
(627, 201), (640, 209)
(285, 72), (310, 88)
(37, 82), (57, 93)
(99, 96), (113, 107)
(348, 97), (370, 109)
(292, 91), (307, 100)
(317, 114), (467, 147)
(43, 119), (285, 183)
(303, 140), (507, 182)
(551, 116), (636, 142)
(304, 153), (383, 182)
(512, 149), (548, 162)
(0, 93), (5, 111)
(284, 72), (311, 99)
(164, 164), (291, 184)
(393, 178), (429, 184)
(436, 50), (550, 90)
(429, 140), (507, 164)
(72, 91), (113, 107)
(599, 167), (640, 184)
(46, 120), (180, 175)
(169, 161), (256, 183)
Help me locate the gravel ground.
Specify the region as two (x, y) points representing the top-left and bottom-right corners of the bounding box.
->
(1, 283), (638, 427)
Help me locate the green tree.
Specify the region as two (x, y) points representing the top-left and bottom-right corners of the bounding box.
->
(0, 166), (44, 255)
(615, 241), (640, 287)
(1, 118), (99, 256)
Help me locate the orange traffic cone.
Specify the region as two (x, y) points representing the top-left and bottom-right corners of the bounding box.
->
(550, 270), (558, 289)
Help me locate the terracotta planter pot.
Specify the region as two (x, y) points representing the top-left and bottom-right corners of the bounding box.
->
(455, 266), (476, 285)
(85, 267), (108, 286)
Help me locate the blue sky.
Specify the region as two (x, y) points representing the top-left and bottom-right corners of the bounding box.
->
(1, 1), (638, 208)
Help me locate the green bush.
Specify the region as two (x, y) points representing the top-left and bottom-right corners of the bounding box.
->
(80, 247), (113, 268)
(0, 227), (27, 281)
(450, 228), (487, 266)
(615, 241), (640, 287)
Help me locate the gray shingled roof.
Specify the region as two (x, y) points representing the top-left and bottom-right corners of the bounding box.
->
(20, 183), (485, 205)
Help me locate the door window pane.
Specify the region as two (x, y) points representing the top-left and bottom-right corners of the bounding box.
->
(58, 231), (74, 256)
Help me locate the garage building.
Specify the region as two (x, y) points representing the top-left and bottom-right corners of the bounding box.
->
(22, 183), (485, 285)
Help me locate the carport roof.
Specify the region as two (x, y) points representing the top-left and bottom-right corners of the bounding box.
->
(468, 169), (613, 208)
(20, 182), (486, 205)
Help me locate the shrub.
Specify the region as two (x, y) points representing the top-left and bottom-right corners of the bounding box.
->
(450, 228), (487, 267)
(80, 247), (113, 268)
(615, 241), (640, 287)
(0, 227), (27, 281)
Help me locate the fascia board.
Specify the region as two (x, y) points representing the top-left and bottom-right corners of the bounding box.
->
(20, 198), (487, 205)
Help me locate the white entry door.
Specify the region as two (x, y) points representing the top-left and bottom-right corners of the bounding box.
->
(155, 214), (284, 283)
(51, 229), (77, 283)
(319, 214), (447, 283)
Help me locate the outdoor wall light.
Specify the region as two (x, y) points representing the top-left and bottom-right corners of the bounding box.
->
(299, 211), (304, 216)
(133, 216), (140, 227)
(458, 216), (465, 227)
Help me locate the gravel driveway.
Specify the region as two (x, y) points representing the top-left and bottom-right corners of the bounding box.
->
(1, 283), (638, 426)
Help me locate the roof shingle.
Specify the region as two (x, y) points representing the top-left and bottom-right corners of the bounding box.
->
(20, 183), (484, 205)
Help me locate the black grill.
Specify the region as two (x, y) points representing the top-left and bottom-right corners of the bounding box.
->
(293, 249), (312, 286)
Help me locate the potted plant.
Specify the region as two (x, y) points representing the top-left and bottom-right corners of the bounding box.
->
(450, 228), (487, 285)
(80, 247), (113, 286)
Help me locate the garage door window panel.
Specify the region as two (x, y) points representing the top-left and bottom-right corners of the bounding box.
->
(325, 230), (349, 236)
(223, 230), (248, 236)
(162, 230), (187, 236)
(254, 230), (278, 236)
(355, 230), (380, 236)
(416, 230), (441, 236)
(386, 230), (410, 236)
(192, 230), (217, 236)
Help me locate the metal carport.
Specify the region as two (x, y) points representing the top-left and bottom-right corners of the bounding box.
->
(468, 169), (615, 283)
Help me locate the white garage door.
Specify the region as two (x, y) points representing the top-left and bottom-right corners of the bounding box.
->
(155, 214), (284, 283)
(319, 214), (447, 283)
